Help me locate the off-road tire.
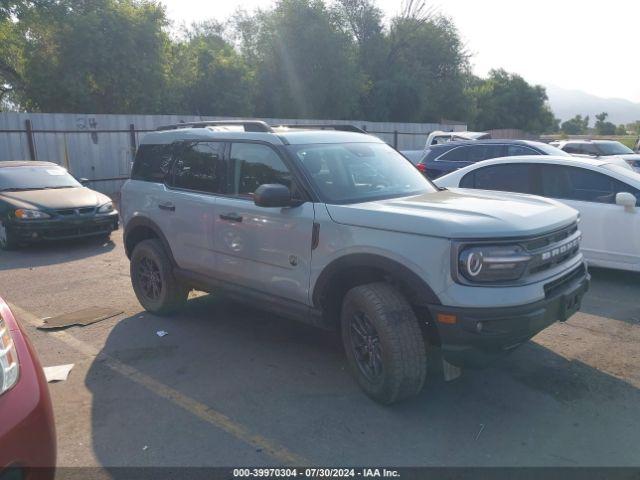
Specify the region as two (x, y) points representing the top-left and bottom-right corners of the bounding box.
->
(130, 238), (189, 315)
(0, 220), (19, 250)
(341, 282), (427, 405)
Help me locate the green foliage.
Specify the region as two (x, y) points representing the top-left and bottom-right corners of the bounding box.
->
(595, 112), (616, 136)
(561, 114), (590, 135)
(0, 0), (564, 131)
(469, 69), (559, 134)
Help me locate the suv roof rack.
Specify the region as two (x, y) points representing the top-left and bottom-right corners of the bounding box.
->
(156, 120), (273, 132)
(273, 124), (367, 134)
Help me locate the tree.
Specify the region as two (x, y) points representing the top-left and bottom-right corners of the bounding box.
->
(16, 0), (171, 113)
(561, 114), (589, 135)
(595, 112), (616, 136)
(365, 1), (473, 122)
(166, 22), (254, 116)
(469, 69), (559, 134)
(615, 124), (627, 135)
(237, 0), (362, 119)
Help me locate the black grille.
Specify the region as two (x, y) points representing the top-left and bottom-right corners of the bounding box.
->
(544, 263), (586, 298)
(56, 206), (95, 216)
(523, 223), (581, 276)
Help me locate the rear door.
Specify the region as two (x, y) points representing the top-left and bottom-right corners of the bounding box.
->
(459, 163), (538, 194)
(537, 164), (640, 268)
(162, 141), (225, 274)
(213, 142), (315, 304)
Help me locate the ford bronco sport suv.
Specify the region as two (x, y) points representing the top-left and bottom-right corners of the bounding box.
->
(121, 120), (590, 404)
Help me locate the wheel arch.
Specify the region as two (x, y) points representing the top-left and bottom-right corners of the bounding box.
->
(124, 216), (176, 265)
(312, 253), (441, 325)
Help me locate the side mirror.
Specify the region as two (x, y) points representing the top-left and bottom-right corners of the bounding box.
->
(78, 177), (90, 186)
(254, 184), (293, 208)
(616, 192), (637, 211)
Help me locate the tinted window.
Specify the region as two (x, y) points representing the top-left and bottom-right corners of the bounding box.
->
(438, 146), (469, 162)
(462, 164), (536, 194)
(172, 142), (223, 193)
(0, 165), (80, 191)
(562, 143), (582, 154)
(579, 144), (599, 156)
(467, 144), (505, 163)
(539, 165), (640, 204)
(596, 141), (634, 156)
(507, 145), (540, 156)
(229, 143), (292, 196)
(131, 144), (173, 182)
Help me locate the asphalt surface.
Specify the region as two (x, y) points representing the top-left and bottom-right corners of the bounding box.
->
(1, 230), (639, 470)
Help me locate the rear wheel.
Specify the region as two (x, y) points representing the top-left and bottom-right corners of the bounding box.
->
(130, 239), (188, 315)
(341, 282), (427, 405)
(0, 221), (19, 250)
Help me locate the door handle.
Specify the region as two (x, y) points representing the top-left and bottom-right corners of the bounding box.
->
(158, 202), (175, 212)
(219, 212), (243, 223)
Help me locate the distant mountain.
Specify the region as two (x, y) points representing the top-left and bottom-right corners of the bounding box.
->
(544, 85), (640, 126)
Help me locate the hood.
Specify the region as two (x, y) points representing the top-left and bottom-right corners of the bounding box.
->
(616, 154), (640, 161)
(325, 189), (578, 239)
(0, 187), (110, 211)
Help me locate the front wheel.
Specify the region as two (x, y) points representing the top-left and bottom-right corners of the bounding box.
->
(130, 239), (189, 315)
(341, 282), (427, 405)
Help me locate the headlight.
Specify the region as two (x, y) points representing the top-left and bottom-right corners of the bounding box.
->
(15, 209), (51, 220)
(97, 202), (114, 214)
(457, 244), (530, 283)
(0, 314), (19, 396)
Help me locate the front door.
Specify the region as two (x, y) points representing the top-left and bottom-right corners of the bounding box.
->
(214, 142), (315, 305)
(539, 164), (640, 269)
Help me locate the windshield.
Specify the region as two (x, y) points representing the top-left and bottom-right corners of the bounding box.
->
(0, 165), (81, 191)
(597, 141), (634, 156)
(291, 143), (437, 203)
(534, 142), (571, 156)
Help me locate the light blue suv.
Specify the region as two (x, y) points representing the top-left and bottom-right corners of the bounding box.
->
(121, 121), (590, 404)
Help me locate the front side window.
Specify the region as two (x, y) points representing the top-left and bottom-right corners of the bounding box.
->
(562, 143), (582, 154)
(539, 165), (638, 204)
(0, 165), (81, 191)
(596, 141), (634, 156)
(172, 142), (223, 193)
(291, 142), (436, 204)
(229, 143), (292, 196)
(461, 164), (536, 194)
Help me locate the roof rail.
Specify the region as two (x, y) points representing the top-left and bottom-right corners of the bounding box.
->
(156, 120), (273, 132)
(274, 124), (367, 134)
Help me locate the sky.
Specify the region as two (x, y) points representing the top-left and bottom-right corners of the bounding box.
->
(160, 0), (640, 103)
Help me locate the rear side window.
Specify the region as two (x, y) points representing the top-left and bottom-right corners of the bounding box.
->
(507, 145), (540, 156)
(467, 144), (505, 163)
(562, 143), (581, 154)
(228, 143), (292, 196)
(131, 144), (173, 182)
(438, 146), (469, 162)
(461, 164), (536, 194)
(171, 142), (224, 193)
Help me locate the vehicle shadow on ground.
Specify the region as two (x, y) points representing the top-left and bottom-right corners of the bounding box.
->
(0, 236), (115, 271)
(85, 294), (640, 468)
(580, 266), (640, 325)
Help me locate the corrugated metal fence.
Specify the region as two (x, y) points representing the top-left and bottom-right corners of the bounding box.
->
(0, 113), (466, 195)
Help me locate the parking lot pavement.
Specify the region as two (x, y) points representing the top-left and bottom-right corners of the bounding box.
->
(1, 231), (639, 469)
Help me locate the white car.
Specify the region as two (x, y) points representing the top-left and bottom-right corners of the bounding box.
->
(435, 155), (640, 272)
(550, 139), (640, 172)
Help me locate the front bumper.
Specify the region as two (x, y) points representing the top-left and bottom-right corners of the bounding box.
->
(429, 263), (590, 367)
(10, 211), (119, 242)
